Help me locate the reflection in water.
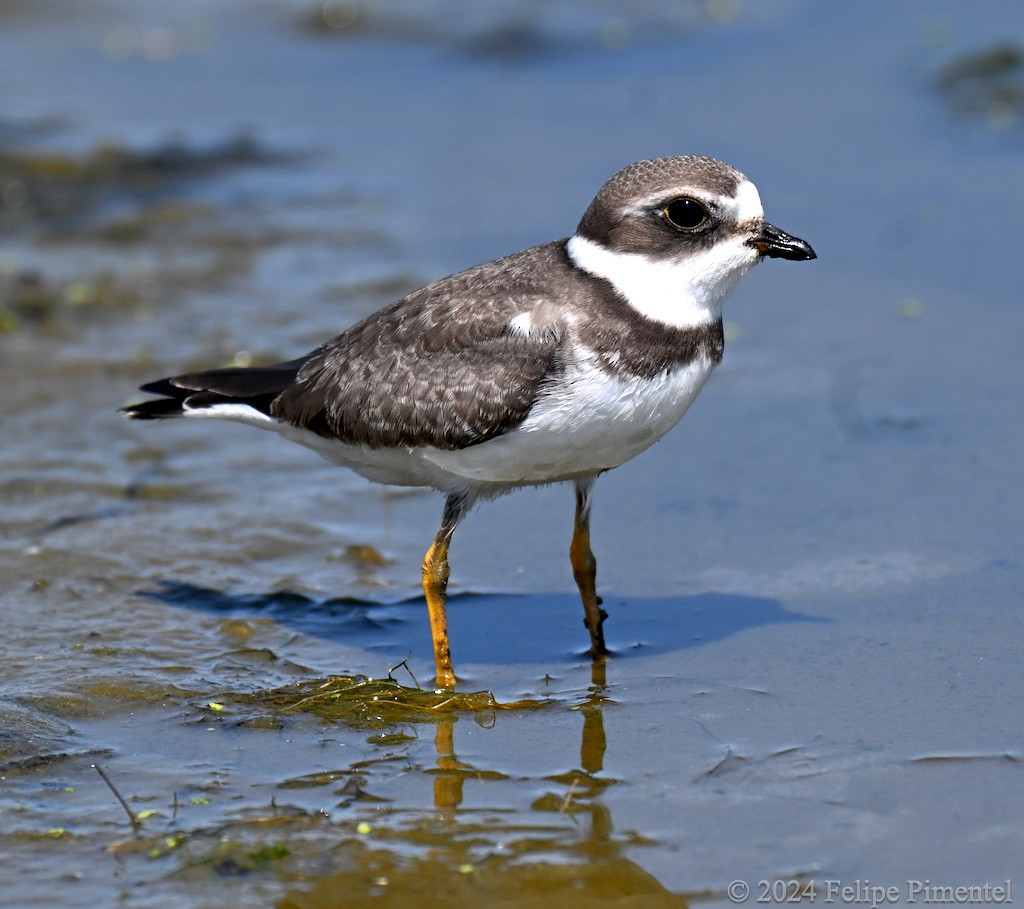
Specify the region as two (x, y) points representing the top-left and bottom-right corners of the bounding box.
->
(279, 663), (688, 908)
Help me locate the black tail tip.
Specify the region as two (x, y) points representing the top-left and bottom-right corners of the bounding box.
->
(120, 399), (184, 420)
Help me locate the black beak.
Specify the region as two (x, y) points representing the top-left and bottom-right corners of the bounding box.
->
(749, 222), (816, 261)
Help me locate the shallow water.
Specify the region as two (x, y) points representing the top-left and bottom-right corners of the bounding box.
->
(2, 1), (1023, 906)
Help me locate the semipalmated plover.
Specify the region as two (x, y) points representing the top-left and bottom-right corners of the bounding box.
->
(124, 156), (816, 688)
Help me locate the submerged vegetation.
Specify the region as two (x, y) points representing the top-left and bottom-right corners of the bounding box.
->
(0, 267), (146, 333)
(35, 671), (648, 906)
(219, 673), (553, 729)
(0, 136), (275, 233)
(0, 134), (285, 334)
(935, 42), (1024, 129)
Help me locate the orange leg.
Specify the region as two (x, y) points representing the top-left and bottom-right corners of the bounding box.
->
(422, 493), (469, 689)
(570, 478), (608, 657)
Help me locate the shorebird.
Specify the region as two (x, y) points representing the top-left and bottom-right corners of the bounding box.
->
(123, 156), (816, 688)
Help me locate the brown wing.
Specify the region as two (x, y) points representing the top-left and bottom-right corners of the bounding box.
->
(271, 244), (569, 449)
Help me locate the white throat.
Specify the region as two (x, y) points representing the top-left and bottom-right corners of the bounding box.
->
(566, 231), (760, 330)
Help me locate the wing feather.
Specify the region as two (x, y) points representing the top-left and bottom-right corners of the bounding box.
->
(271, 244), (569, 449)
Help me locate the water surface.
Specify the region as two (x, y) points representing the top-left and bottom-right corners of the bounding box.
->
(1, 1), (1022, 906)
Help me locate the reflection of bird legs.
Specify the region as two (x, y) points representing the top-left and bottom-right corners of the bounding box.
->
(433, 720), (464, 811)
(422, 492), (471, 689)
(581, 660), (608, 776)
(416, 661), (685, 904)
(571, 478), (608, 658)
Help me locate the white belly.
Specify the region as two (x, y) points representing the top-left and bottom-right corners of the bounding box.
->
(423, 355), (717, 486)
(203, 356), (717, 494)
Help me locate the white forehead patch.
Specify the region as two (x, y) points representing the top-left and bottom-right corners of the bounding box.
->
(728, 179), (764, 223)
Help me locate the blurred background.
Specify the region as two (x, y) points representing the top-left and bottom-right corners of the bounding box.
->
(1, 2), (1022, 907)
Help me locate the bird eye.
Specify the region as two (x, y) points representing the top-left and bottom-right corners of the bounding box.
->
(662, 197), (709, 231)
